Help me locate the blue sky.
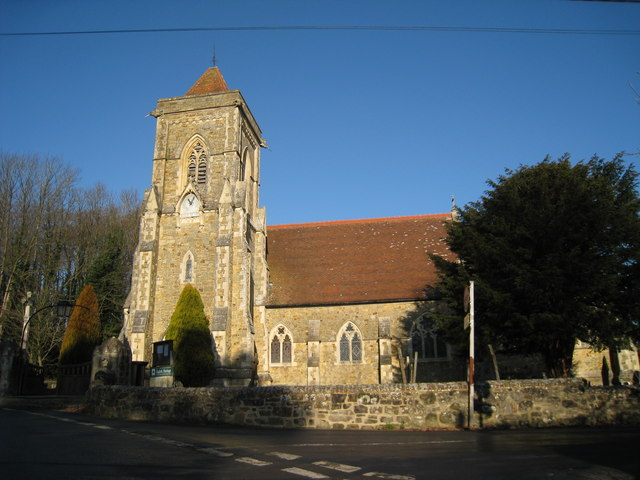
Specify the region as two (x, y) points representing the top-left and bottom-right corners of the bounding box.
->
(1, 0), (638, 225)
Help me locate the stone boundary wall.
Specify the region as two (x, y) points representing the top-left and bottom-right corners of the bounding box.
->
(86, 379), (640, 430)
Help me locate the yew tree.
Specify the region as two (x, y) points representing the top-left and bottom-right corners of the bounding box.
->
(432, 155), (640, 377)
(59, 284), (101, 364)
(165, 284), (215, 387)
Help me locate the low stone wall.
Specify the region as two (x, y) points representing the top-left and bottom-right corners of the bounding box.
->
(86, 379), (640, 430)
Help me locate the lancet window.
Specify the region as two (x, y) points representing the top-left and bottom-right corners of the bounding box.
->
(410, 313), (448, 359)
(270, 325), (292, 364)
(185, 257), (193, 282)
(187, 141), (208, 185)
(240, 148), (249, 181)
(338, 322), (362, 363)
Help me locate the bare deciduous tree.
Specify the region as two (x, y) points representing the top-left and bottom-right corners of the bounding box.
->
(0, 152), (140, 372)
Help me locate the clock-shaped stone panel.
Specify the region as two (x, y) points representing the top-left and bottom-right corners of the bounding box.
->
(180, 193), (200, 217)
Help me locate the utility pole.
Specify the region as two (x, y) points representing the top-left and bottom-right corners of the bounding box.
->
(464, 281), (475, 429)
(20, 292), (33, 351)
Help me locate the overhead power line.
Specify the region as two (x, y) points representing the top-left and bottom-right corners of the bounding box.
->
(1, 25), (640, 37)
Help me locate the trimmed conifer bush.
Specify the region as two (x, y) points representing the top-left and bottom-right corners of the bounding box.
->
(59, 285), (101, 364)
(165, 284), (215, 387)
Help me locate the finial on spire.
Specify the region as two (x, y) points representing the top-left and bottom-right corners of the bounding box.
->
(212, 46), (217, 67)
(451, 194), (460, 221)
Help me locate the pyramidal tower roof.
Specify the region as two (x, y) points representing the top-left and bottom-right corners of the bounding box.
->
(184, 67), (229, 96)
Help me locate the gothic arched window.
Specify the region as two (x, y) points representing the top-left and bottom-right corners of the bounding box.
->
(338, 322), (363, 363)
(185, 257), (193, 282)
(410, 313), (448, 359)
(186, 140), (207, 185)
(270, 325), (292, 364)
(239, 148), (248, 181)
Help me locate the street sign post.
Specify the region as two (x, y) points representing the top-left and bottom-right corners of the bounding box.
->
(464, 281), (475, 429)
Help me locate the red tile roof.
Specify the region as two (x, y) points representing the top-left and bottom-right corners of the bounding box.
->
(266, 214), (455, 307)
(184, 67), (229, 96)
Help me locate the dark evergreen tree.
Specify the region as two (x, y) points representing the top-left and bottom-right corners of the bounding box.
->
(432, 155), (640, 377)
(86, 231), (128, 340)
(59, 284), (101, 364)
(165, 284), (215, 387)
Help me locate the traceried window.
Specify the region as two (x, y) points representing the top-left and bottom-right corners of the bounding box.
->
(187, 141), (208, 185)
(410, 313), (448, 359)
(338, 322), (362, 363)
(270, 325), (292, 364)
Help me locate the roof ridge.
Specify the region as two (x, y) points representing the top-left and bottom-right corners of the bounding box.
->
(268, 213), (451, 230)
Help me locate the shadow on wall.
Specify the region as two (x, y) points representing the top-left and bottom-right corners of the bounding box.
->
(395, 289), (549, 384)
(395, 296), (466, 384)
(87, 383), (476, 430)
(86, 379), (640, 431)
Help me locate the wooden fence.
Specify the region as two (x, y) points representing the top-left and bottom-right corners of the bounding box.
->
(57, 362), (92, 395)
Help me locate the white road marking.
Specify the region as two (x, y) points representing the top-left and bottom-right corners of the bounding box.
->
(6, 409), (419, 480)
(235, 457), (272, 466)
(363, 472), (415, 480)
(282, 467), (330, 478)
(290, 440), (469, 447)
(268, 451), (301, 460)
(172, 441), (193, 448)
(157, 438), (191, 447)
(313, 460), (361, 473)
(197, 447), (234, 457)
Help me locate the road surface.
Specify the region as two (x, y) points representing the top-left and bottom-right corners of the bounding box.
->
(1, 406), (637, 479)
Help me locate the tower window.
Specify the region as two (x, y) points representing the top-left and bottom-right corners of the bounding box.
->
(338, 322), (363, 363)
(197, 156), (207, 184)
(185, 257), (193, 282)
(240, 149), (248, 181)
(188, 157), (196, 181)
(186, 141), (207, 185)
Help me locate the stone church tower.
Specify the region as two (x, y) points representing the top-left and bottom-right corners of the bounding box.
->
(122, 67), (268, 386)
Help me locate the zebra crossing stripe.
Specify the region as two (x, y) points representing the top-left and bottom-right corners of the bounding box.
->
(313, 460), (361, 473)
(268, 451), (301, 460)
(282, 467), (330, 479)
(235, 457), (272, 466)
(363, 472), (416, 480)
(197, 447), (234, 457)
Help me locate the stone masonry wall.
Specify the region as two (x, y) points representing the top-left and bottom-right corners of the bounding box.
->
(86, 379), (640, 430)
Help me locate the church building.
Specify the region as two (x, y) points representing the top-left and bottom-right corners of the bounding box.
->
(121, 67), (459, 386)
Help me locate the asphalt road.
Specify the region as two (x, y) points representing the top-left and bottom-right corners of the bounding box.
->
(1, 407), (638, 479)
